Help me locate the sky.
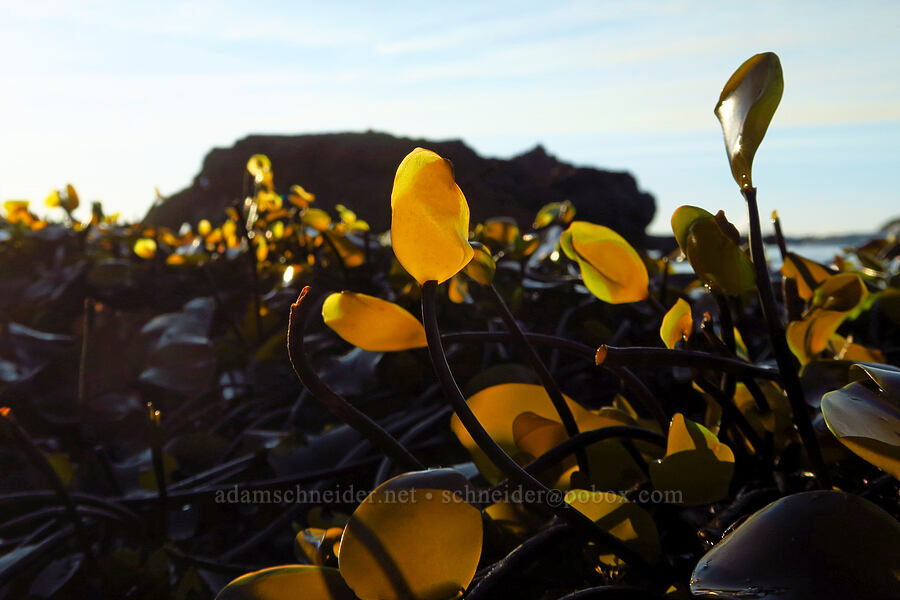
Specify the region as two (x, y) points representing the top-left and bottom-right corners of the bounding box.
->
(1, 0), (898, 235)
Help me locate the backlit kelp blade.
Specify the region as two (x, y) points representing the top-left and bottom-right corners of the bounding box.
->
(338, 469), (483, 600)
(322, 292), (427, 352)
(671, 206), (755, 295)
(714, 52), (783, 189)
(390, 148), (474, 285)
(560, 221), (648, 304)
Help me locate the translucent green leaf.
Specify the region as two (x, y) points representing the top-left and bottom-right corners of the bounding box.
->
(670, 206), (755, 294)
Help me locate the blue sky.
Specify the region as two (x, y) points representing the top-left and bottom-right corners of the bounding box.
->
(1, 0), (897, 234)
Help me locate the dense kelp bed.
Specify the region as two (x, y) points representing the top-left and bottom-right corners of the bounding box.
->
(1, 53), (899, 600)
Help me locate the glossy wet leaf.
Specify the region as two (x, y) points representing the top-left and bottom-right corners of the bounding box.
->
(660, 298), (693, 349)
(565, 490), (660, 566)
(390, 147), (473, 285)
(450, 383), (634, 482)
(533, 200), (575, 229)
(216, 565), (357, 600)
(649, 414), (734, 506)
(714, 52), (783, 188)
(852, 362), (900, 395)
(691, 491), (900, 599)
(670, 206), (755, 295)
(322, 292), (426, 352)
(462, 242), (495, 286)
(821, 364), (900, 479)
(560, 221), (648, 304)
(338, 469), (482, 600)
(781, 252), (832, 300)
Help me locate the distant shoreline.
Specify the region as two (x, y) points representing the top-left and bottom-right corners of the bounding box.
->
(645, 232), (879, 253)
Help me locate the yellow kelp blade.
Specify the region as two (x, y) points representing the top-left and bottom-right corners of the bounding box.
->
(781, 252), (832, 300)
(564, 490), (661, 566)
(216, 565), (358, 600)
(322, 292), (426, 352)
(811, 272), (867, 312)
(45, 189), (62, 208)
(303, 208), (332, 232)
(660, 298), (693, 349)
(289, 184), (316, 208)
(450, 383), (633, 483)
(786, 309), (850, 364)
(714, 52), (783, 189)
(390, 148), (474, 285)
(560, 221), (648, 304)
(246, 154), (272, 178)
(133, 238), (157, 259)
(830, 334), (885, 363)
(338, 469), (483, 600)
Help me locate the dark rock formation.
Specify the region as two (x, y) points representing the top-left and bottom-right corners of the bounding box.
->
(144, 131), (656, 245)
